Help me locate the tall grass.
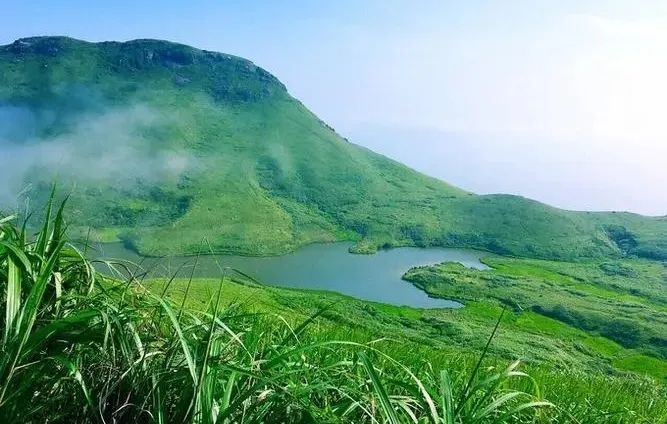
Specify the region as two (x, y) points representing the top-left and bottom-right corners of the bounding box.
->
(6, 196), (653, 423)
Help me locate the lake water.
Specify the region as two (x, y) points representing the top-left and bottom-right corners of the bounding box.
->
(93, 242), (489, 309)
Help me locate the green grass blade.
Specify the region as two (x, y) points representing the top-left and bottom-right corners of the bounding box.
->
(359, 352), (401, 424)
(496, 400), (554, 422)
(155, 296), (198, 385)
(46, 197), (68, 259)
(0, 242), (62, 405)
(0, 241), (34, 279)
(4, 254), (21, 344)
(34, 186), (56, 257)
(454, 306), (506, 416)
(471, 391), (524, 421)
(440, 370), (454, 424)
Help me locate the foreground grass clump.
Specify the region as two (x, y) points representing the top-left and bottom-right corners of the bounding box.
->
(0, 202), (556, 422)
(146, 276), (667, 423)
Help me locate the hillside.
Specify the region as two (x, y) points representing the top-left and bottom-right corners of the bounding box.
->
(3, 206), (665, 423)
(1, 36), (665, 260)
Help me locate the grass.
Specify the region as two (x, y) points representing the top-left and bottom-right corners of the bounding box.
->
(402, 256), (667, 380)
(131, 248), (667, 383)
(3, 200), (667, 422)
(2, 34), (667, 422)
(1, 36), (666, 261)
(0, 198), (567, 423)
(133, 276), (667, 423)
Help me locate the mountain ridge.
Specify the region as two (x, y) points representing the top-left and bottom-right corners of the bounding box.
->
(1, 36), (665, 260)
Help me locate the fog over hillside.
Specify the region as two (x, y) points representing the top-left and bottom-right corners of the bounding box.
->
(0, 103), (197, 207)
(3, 2), (667, 215)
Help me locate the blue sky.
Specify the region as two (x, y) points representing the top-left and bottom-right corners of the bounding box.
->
(2, 1), (666, 215)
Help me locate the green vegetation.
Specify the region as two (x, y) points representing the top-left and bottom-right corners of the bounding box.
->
(2, 35), (667, 422)
(2, 204), (667, 423)
(1, 36), (666, 260)
(403, 256), (667, 380)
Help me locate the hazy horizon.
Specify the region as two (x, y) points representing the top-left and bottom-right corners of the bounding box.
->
(2, 1), (666, 215)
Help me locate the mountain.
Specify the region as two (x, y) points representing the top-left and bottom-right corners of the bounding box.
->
(1, 36), (665, 260)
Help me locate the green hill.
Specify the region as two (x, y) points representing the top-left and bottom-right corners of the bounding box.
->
(1, 36), (665, 260)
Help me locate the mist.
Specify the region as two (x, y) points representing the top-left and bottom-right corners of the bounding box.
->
(346, 124), (667, 217)
(0, 103), (197, 208)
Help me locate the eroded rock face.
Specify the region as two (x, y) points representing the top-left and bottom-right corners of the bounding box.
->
(116, 40), (196, 68)
(8, 36), (70, 56)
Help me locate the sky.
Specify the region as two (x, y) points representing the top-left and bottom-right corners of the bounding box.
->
(2, 1), (666, 215)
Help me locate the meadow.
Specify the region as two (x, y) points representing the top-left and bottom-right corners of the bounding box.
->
(403, 257), (667, 380)
(1, 200), (666, 423)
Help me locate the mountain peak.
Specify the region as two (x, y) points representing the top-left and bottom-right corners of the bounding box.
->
(6, 35), (82, 56)
(1, 36), (287, 103)
(0, 36), (665, 260)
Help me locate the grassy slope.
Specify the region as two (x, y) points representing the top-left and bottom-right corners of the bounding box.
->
(143, 272), (667, 421)
(146, 257), (667, 382)
(402, 256), (667, 380)
(2, 205), (665, 423)
(1, 36), (666, 260)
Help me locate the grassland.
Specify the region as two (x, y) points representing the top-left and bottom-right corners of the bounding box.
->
(145, 272), (667, 378)
(145, 276), (667, 422)
(1, 36), (666, 261)
(2, 205), (667, 423)
(403, 256), (667, 380)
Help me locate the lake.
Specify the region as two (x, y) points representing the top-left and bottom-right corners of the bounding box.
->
(93, 242), (489, 309)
